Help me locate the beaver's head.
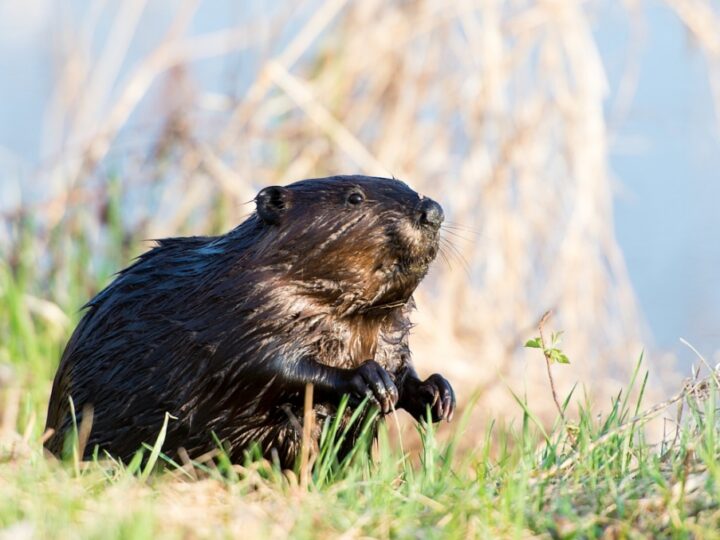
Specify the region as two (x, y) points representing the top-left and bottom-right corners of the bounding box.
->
(253, 175), (443, 314)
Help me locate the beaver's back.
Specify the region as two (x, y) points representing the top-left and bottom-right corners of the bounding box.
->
(44, 227), (278, 453)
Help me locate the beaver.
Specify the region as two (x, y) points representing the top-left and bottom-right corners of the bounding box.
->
(44, 175), (455, 468)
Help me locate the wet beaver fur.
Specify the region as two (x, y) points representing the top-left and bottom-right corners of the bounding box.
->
(45, 175), (455, 468)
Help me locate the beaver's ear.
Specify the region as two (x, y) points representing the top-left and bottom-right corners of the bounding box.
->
(256, 186), (291, 225)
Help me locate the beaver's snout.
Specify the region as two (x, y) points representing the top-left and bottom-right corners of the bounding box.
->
(417, 198), (444, 230)
(392, 196), (442, 276)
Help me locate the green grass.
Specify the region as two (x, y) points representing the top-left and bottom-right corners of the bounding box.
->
(1, 365), (718, 539)
(1, 223), (719, 539)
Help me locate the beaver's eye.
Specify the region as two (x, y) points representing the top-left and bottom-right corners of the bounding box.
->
(347, 192), (364, 205)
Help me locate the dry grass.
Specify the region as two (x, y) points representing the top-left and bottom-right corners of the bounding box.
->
(1, 0), (718, 432)
(665, 0), (720, 125)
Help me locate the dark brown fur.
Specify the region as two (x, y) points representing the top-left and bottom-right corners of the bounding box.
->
(45, 175), (455, 468)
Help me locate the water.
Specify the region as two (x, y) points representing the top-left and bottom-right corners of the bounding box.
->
(600, 2), (720, 360)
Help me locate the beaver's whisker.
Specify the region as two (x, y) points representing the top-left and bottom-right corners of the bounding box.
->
(437, 245), (453, 270)
(443, 222), (482, 236)
(441, 227), (475, 243)
(446, 242), (471, 273)
(440, 237), (471, 276)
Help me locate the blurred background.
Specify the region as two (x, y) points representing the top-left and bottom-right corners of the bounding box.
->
(0, 0), (719, 439)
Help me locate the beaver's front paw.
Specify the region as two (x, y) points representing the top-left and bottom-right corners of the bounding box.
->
(347, 360), (399, 414)
(414, 374), (456, 422)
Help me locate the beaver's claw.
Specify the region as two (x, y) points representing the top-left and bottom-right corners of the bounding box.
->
(347, 360), (399, 414)
(415, 374), (456, 422)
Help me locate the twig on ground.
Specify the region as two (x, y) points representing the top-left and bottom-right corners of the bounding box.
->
(537, 310), (565, 423)
(680, 337), (720, 389)
(299, 383), (315, 490)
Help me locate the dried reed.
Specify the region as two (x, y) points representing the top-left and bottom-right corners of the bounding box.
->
(3, 0), (717, 428)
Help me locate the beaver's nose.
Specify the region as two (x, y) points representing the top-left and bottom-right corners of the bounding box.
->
(418, 198), (444, 230)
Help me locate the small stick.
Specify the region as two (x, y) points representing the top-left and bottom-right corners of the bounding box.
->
(76, 404), (94, 461)
(177, 447), (198, 481)
(680, 338), (720, 389)
(538, 310), (565, 422)
(40, 428), (55, 445)
(299, 383), (314, 490)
